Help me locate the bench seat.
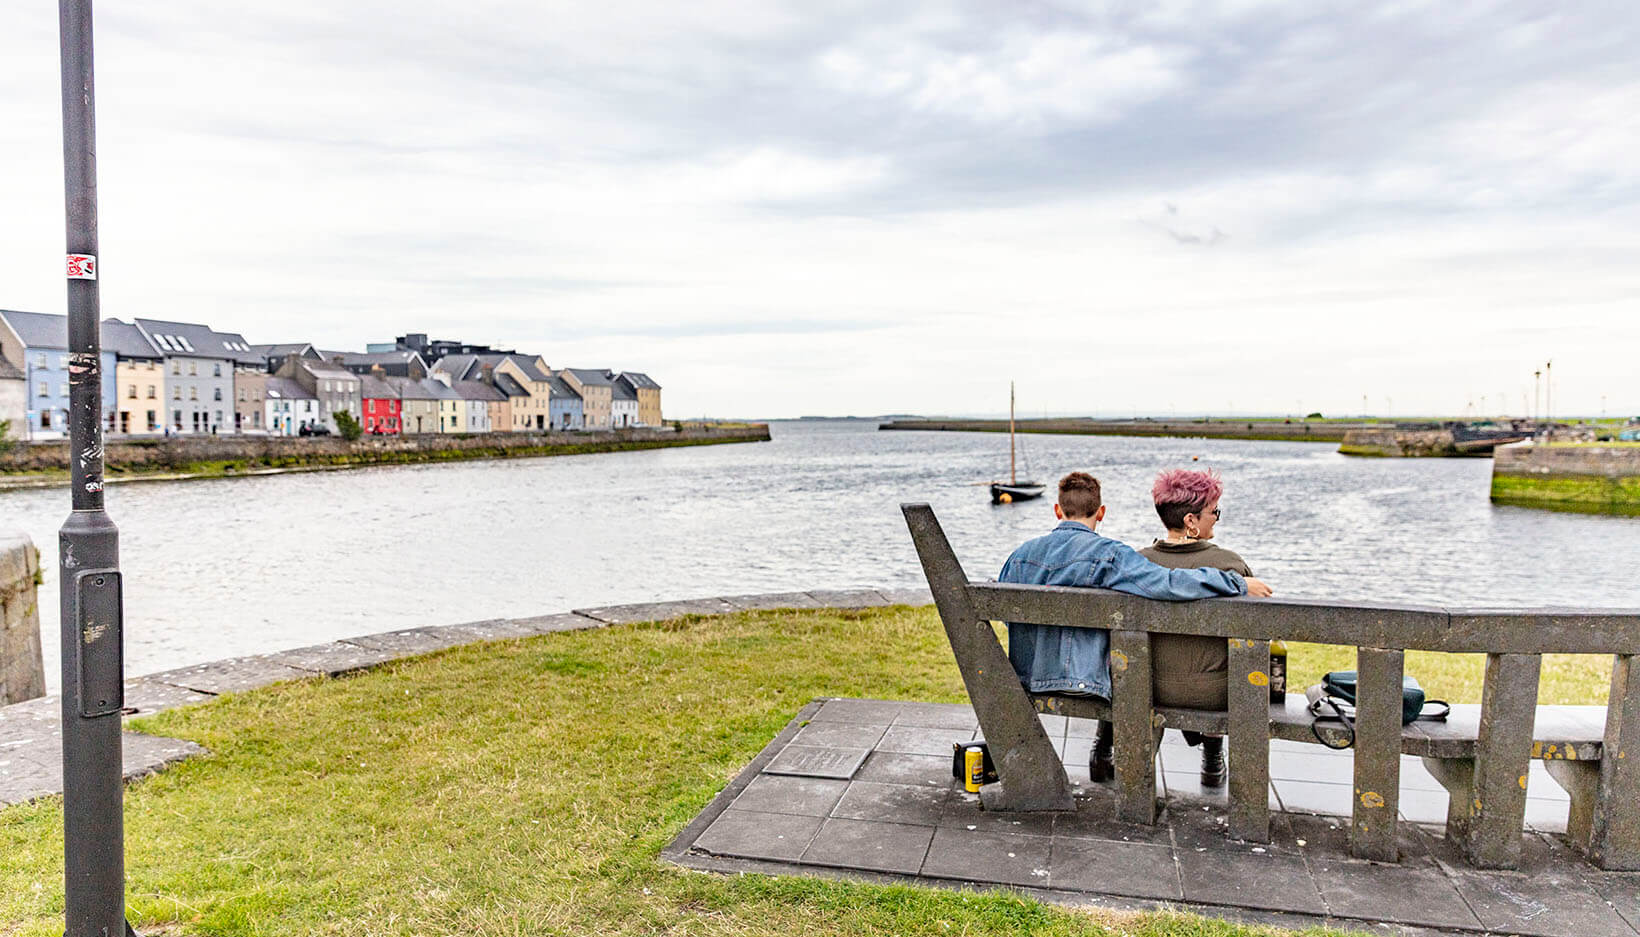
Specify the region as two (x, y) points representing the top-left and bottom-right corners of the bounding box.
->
(1031, 694), (1607, 761)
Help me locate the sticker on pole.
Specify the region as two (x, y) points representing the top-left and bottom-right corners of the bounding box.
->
(67, 254), (97, 279)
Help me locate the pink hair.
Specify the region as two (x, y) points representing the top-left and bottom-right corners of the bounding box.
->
(1151, 468), (1223, 511)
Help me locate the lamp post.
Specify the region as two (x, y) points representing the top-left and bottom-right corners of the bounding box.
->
(59, 1), (138, 934)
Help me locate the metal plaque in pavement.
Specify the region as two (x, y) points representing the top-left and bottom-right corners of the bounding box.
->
(763, 745), (869, 780)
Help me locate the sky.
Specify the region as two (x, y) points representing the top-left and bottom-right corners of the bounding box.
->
(2, 1), (1636, 419)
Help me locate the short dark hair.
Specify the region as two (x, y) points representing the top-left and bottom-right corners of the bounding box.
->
(1057, 472), (1102, 518)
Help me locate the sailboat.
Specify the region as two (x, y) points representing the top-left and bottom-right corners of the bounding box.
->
(990, 382), (1045, 504)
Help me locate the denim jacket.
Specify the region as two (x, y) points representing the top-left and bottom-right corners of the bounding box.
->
(999, 521), (1247, 698)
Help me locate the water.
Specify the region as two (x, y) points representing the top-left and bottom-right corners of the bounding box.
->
(4, 419), (1638, 691)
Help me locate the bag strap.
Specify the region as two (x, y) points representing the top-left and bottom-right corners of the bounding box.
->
(1310, 696), (1356, 750)
(1417, 700), (1451, 722)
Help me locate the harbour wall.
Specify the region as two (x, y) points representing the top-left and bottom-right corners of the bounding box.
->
(0, 533), (45, 706)
(879, 418), (1355, 443)
(1491, 442), (1640, 516)
(0, 424), (770, 487)
(1338, 428), (1462, 458)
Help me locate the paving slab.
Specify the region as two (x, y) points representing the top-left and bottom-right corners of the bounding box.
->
(1310, 857), (1482, 929)
(731, 774), (849, 817)
(803, 589), (891, 609)
(341, 626), (479, 655)
(718, 591), (825, 611)
(921, 826), (1053, 887)
(877, 587), (934, 607)
(877, 724), (978, 757)
(694, 808), (822, 862)
(792, 720), (888, 749)
(1049, 836), (1181, 899)
(572, 597), (739, 624)
(941, 791), (1058, 837)
(268, 641), (406, 677)
(831, 780), (950, 826)
(144, 655), (313, 695)
(440, 618), (559, 641)
(122, 678), (214, 716)
(505, 612), (606, 633)
(854, 751), (952, 788)
(892, 702), (979, 731)
(801, 817), (933, 874)
(763, 745), (869, 780)
(811, 698), (905, 724)
(1175, 847), (1326, 915)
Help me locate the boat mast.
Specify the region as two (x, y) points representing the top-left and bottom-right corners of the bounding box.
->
(1009, 382), (1017, 485)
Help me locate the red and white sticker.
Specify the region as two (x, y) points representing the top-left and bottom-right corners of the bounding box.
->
(67, 254), (97, 279)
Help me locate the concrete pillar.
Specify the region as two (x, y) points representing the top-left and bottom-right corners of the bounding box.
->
(0, 532), (46, 705)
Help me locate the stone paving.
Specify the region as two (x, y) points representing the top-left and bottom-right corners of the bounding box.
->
(665, 697), (1640, 937)
(0, 587), (925, 808)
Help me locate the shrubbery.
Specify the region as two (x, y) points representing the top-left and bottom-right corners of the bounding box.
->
(334, 410), (363, 441)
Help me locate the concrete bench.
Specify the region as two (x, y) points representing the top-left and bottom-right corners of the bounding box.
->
(902, 502), (1640, 870)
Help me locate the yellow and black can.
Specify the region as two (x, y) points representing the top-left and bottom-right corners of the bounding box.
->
(963, 744), (986, 793)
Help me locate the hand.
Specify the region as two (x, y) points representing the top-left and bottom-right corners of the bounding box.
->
(1244, 577), (1273, 598)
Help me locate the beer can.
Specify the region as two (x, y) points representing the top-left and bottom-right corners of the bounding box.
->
(963, 744), (986, 793)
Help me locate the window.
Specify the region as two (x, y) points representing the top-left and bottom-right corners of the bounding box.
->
(40, 410), (51, 429)
(238, 388), (246, 401)
(145, 410), (156, 431)
(189, 387), (197, 400)
(172, 386), (181, 400)
(59, 383), (68, 397)
(254, 412), (262, 428)
(189, 361), (197, 376)
(171, 361), (180, 375)
(147, 385), (156, 398)
(58, 355), (68, 369)
(213, 388), (222, 401)
(37, 381), (47, 397)
(213, 363), (221, 377)
(128, 384), (137, 399)
(34, 352), (47, 368)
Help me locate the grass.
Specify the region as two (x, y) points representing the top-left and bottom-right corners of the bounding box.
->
(0, 606), (1611, 936)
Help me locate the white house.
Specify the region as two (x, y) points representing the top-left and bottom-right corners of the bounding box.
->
(264, 377), (321, 436)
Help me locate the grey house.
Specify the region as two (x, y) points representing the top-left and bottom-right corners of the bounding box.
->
(133, 318), (258, 434)
(276, 357), (361, 433)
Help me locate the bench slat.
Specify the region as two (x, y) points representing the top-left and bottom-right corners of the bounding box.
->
(1351, 648), (1405, 861)
(1228, 638), (1271, 843)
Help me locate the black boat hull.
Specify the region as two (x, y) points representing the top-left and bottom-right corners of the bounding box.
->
(991, 482), (1045, 504)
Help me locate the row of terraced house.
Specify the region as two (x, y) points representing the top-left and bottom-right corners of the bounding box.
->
(0, 312), (661, 440)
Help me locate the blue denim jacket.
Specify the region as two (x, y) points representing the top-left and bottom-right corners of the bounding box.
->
(999, 521), (1247, 698)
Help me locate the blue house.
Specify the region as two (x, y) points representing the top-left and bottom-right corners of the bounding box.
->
(547, 375), (583, 430)
(0, 309), (117, 440)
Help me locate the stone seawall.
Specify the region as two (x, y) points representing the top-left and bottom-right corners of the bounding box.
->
(1491, 442), (1640, 516)
(1338, 428), (1460, 457)
(0, 533), (45, 706)
(880, 418), (1353, 443)
(0, 424), (770, 484)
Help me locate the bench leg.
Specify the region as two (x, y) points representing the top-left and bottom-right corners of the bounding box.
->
(1350, 647), (1403, 862)
(1590, 654), (1640, 870)
(1110, 629), (1157, 825)
(1422, 756), (1475, 847)
(904, 504), (1073, 812)
(1227, 638), (1270, 843)
(1465, 652), (1540, 869)
(1545, 759), (1599, 852)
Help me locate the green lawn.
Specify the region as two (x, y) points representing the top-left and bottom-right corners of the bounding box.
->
(0, 606), (1609, 936)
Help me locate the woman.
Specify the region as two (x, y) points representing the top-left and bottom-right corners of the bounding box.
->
(1139, 467), (1258, 788)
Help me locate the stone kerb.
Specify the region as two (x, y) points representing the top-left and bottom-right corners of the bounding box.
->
(0, 532), (45, 706)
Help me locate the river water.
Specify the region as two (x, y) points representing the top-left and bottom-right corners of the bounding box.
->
(4, 419), (1638, 691)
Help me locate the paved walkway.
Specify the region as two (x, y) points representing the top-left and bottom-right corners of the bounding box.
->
(0, 587), (928, 807)
(666, 697), (1640, 937)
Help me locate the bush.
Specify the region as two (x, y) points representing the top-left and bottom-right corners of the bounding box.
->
(0, 418), (13, 454)
(1305, 411), (1324, 420)
(334, 410), (363, 441)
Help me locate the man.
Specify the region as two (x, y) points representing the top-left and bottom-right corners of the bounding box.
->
(1000, 471), (1272, 779)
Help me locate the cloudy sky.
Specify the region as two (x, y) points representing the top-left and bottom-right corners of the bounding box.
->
(2, 1), (1635, 418)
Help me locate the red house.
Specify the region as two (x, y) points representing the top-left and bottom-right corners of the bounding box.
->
(360, 374), (402, 435)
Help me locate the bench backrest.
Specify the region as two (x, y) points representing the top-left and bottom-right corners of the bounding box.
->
(902, 502), (1640, 869)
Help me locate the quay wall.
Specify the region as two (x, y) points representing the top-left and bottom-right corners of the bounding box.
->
(0, 424), (770, 484)
(1338, 428), (1460, 458)
(1491, 443), (1640, 516)
(879, 418), (1354, 443)
(0, 533), (45, 706)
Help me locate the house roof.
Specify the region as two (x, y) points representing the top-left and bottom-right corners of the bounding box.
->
(0, 357), (22, 380)
(0, 309), (69, 350)
(510, 357), (550, 382)
(359, 375), (398, 399)
(251, 342), (314, 358)
(431, 353), (481, 381)
(327, 349), (426, 369)
(100, 319), (162, 360)
(133, 318), (261, 363)
(617, 371), (661, 390)
(563, 367), (614, 387)
(547, 376), (581, 401)
(264, 376), (316, 401)
(453, 379), (505, 402)
(493, 371), (530, 398)
(386, 376), (441, 400)
(298, 360), (358, 381)
(613, 381), (638, 402)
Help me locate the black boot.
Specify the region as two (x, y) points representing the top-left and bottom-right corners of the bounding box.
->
(1200, 735), (1225, 788)
(1089, 720), (1114, 782)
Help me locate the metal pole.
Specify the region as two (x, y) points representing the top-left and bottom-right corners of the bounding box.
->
(59, 1), (137, 935)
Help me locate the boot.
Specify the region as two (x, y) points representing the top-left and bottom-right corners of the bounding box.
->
(1089, 720), (1114, 782)
(1200, 735), (1225, 788)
